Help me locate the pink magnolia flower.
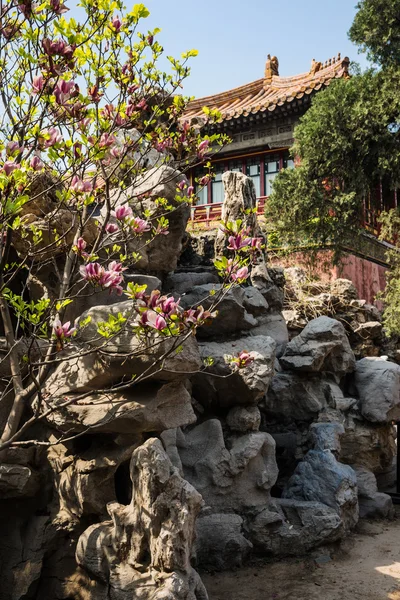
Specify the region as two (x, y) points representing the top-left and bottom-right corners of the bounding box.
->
(105, 223), (119, 234)
(3, 161), (20, 176)
(111, 16), (122, 32)
(177, 180), (186, 191)
(101, 104), (114, 119)
(161, 296), (180, 316)
(98, 132), (116, 148)
(233, 350), (253, 369)
(54, 79), (76, 105)
(112, 205), (133, 221)
(6, 141), (20, 156)
(53, 318), (76, 347)
(187, 185), (194, 197)
(50, 0), (69, 14)
(41, 127), (62, 148)
(199, 175), (211, 186)
(184, 305), (214, 325)
(197, 139), (210, 157)
(230, 266), (249, 282)
(75, 237), (87, 254)
(79, 117), (92, 131)
(30, 155), (44, 171)
(250, 237), (263, 252)
(71, 175), (93, 194)
(142, 311), (167, 331)
(80, 261), (125, 295)
(228, 234), (252, 251)
(131, 217), (151, 234)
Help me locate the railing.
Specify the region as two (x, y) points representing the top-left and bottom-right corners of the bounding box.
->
(190, 196), (267, 229)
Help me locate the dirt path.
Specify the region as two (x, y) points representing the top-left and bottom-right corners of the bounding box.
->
(202, 518), (400, 600)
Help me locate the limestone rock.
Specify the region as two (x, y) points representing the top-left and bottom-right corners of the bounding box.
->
(0, 464), (40, 498)
(45, 380), (197, 434)
(195, 513), (252, 570)
(193, 336), (276, 408)
(248, 499), (344, 555)
(263, 372), (327, 422)
(104, 166), (190, 274)
(250, 262), (284, 310)
(215, 172), (261, 256)
(76, 438), (207, 600)
(177, 419), (278, 512)
(249, 312), (289, 357)
(226, 406), (261, 432)
(164, 271), (219, 295)
(178, 283), (257, 338)
(353, 466), (394, 520)
(330, 278), (358, 303)
(280, 316), (355, 374)
(354, 358), (400, 423)
(340, 417), (396, 475)
(310, 422), (345, 456)
(283, 449), (359, 531)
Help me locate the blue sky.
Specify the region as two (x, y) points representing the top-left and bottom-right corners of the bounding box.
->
(142, 0), (369, 98)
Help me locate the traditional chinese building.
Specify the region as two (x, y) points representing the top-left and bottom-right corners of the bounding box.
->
(184, 54), (394, 303)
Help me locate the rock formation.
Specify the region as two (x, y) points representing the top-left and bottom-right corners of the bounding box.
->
(1, 170), (398, 600)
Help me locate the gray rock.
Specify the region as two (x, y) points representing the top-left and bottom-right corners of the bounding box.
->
(45, 380), (197, 435)
(215, 172), (261, 257)
(76, 438), (208, 600)
(249, 312), (289, 357)
(310, 422), (345, 456)
(280, 316), (355, 374)
(353, 466), (394, 520)
(354, 358), (400, 423)
(179, 283), (257, 338)
(250, 262), (284, 310)
(263, 372), (327, 422)
(283, 449), (359, 531)
(340, 417), (396, 475)
(104, 165), (191, 274)
(164, 271), (219, 295)
(177, 419), (278, 513)
(226, 406), (261, 432)
(193, 335), (276, 408)
(243, 287), (269, 316)
(195, 513), (252, 570)
(353, 321), (383, 341)
(330, 278), (358, 302)
(248, 498), (344, 555)
(0, 464), (39, 498)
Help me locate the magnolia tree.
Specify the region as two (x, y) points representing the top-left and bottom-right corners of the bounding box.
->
(0, 0), (263, 451)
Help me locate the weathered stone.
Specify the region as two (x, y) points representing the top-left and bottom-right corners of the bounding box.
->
(164, 271), (219, 295)
(354, 357), (400, 423)
(45, 380), (197, 435)
(104, 165), (190, 274)
(340, 417), (396, 475)
(226, 406), (261, 432)
(249, 312), (289, 357)
(178, 419), (278, 512)
(76, 438), (207, 600)
(12, 209), (98, 261)
(193, 336), (276, 408)
(330, 278), (358, 303)
(353, 321), (383, 341)
(280, 316), (355, 374)
(283, 449), (359, 531)
(263, 371), (327, 422)
(250, 262), (284, 310)
(309, 422), (344, 456)
(195, 513), (252, 570)
(47, 437), (138, 527)
(353, 466), (394, 520)
(0, 464), (40, 498)
(243, 287), (269, 316)
(215, 172), (261, 257)
(179, 283), (257, 338)
(247, 498), (344, 555)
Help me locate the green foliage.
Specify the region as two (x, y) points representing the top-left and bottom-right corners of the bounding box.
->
(97, 312), (127, 338)
(349, 0), (400, 66)
(266, 69), (400, 261)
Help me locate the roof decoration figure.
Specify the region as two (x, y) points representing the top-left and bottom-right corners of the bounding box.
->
(264, 54), (279, 84)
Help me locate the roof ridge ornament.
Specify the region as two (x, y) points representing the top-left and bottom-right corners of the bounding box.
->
(264, 54), (279, 86)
